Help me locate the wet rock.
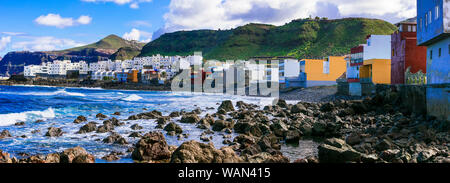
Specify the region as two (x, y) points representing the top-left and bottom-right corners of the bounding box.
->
(374, 138), (394, 151)
(197, 118), (212, 129)
(271, 121), (289, 137)
(164, 122), (183, 134)
(131, 124), (143, 130)
(417, 148), (438, 163)
(180, 114), (200, 124)
(0, 150), (15, 163)
(318, 138), (362, 163)
(169, 111), (180, 118)
(128, 110), (162, 120)
(129, 132), (142, 138)
(132, 132), (172, 161)
(218, 100), (235, 112)
(77, 122), (97, 134)
(346, 132), (362, 145)
(200, 135), (212, 142)
(96, 121), (115, 133)
(60, 146), (95, 163)
(45, 127), (63, 137)
(103, 132), (128, 145)
(31, 130), (40, 134)
(73, 115), (87, 124)
(320, 102), (334, 112)
(102, 152), (123, 161)
(245, 152), (289, 163)
(96, 113), (107, 119)
(156, 116), (170, 126)
(15, 122), (25, 126)
(104, 117), (124, 126)
(113, 112), (121, 116)
(34, 120), (44, 123)
(212, 120), (233, 131)
(276, 99), (288, 108)
(170, 140), (243, 163)
(0, 130), (12, 139)
(284, 130), (301, 144)
(291, 103), (307, 114)
(45, 153), (60, 163)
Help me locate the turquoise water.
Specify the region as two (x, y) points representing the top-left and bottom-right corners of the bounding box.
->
(0, 85), (274, 162)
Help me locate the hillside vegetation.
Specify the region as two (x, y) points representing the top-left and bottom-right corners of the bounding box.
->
(140, 18), (397, 60)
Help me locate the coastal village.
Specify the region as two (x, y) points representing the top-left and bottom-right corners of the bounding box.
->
(0, 0), (448, 165)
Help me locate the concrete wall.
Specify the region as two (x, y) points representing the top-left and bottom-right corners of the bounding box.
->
(427, 84), (450, 121)
(349, 82), (362, 96)
(364, 35), (392, 60)
(417, 0), (446, 45)
(337, 81), (349, 95)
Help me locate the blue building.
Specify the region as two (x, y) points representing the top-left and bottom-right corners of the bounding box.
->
(417, 0), (449, 120)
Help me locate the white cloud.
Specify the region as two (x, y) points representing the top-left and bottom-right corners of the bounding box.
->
(82, 0), (152, 9)
(0, 36), (12, 51)
(35, 14), (92, 28)
(123, 28), (153, 42)
(160, 0), (416, 33)
(11, 36), (85, 51)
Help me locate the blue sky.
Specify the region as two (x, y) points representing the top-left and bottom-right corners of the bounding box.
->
(0, 0), (417, 57)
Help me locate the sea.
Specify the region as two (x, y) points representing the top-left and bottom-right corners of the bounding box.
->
(0, 85), (318, 163)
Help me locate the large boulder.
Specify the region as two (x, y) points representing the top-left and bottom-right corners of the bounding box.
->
(0, 130), (12, 139)
(132, 132), (172, 161)
(45, 127), (63, 137)
(170, 140), (243, 163)
(318, 138), (362, 163)
(96, 113), (108, 119)
(212, 120), (233, 131)
(218, 100), (235, 113)
(60, 147), (95, 163)
(77, 122), (97, 134)
(164, 122), (183, 134)
(96, 121), (115, 133)
(180, 114), (200, 124)
(0, 150), (16, 163)
(291, 103), (307, 114)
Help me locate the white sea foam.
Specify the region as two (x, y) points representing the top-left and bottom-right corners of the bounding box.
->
(0, 108), (56, 126)
(121, 94), (143, 101)
(1, 89), (86, 97)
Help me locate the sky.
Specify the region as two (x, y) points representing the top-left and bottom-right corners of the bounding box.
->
(0, 0), (417, 57)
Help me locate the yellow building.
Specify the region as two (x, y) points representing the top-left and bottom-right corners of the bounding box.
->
(360, 59), (391, 84)
(302, 56), (347, 81)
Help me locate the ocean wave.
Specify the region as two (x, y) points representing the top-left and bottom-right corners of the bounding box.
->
(121, 94), (143, 101)
(0, 89), (86, 97)
(0, 108), (56, 126)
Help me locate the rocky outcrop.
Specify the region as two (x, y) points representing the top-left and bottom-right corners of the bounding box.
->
(170, 140), (243, 163)
(132, 132), (172, 162)
(218, 100), (234, 112)
(0, 130), (12, 139)
(73, 115), (87, 124)
(180, 114), (200, 124)
(60, 147), (95, 163)
(164, 122), (183, 134)
(77, 122), (97, 134)
(128, 110), (162, 120)
(45, 127), (63, 137)
(318, 138), (365, 163)
(103, 132), (128, 145)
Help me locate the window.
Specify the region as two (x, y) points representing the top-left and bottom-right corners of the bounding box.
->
(392, 49), (395, 56)
(408, 25), (412, 32)
(425, 14), (428, 26)
(439, 48), (441, 57)
(435, 6), (439, 20)
(429, 11), (432, 23)
(420, 18), (423, 29)
(430, 50), (433, 60)
(413, 25), (416, 32)
(449, 44), (450, 55)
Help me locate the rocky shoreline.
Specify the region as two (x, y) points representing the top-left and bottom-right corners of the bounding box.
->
(1, 87), (449, 164)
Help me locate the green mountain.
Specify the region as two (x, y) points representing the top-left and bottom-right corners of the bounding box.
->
(63, 34), (145, 53)
(109, 47), (142, 60)
(140, 18), (397, 60)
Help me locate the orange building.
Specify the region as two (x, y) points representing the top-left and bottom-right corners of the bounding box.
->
(360, 59), (391, 84)
(127, 70), (139, 83)
(301, 56), (347, 81)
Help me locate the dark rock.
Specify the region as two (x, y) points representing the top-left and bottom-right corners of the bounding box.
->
(73, 115), (87, 124)
(96, 121), (115, 133)
(276, 99), (288, 108)
(285, 130), (301, 144)
(156, 116), (170, 126)
(130, 124), (143, 130)
(113, 112), (121, 116)
(170, 140), (243, 163)
(45, 127), (63, 137)
(291, 103), (307, 114)
(169, 111), (180, 118)
(164, 122), (183, 134)
(60, 146), (95, 163)
(0, 130), (12, 139)
(318, 138), (362, 163)
(129, 132), (142, 138)
(103, 132), (128, 145)
(212, 120), (233, 131)
(14, 122), (25, 126)
(132, 132), (172, 161)
(180, 114), (200, 123)
(96, 113), (107, 119)
(104, 117), (123, 126)
(77, 122), (97, 134)
(245, 153), (289, 163)
(218, 100), (234, 112)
